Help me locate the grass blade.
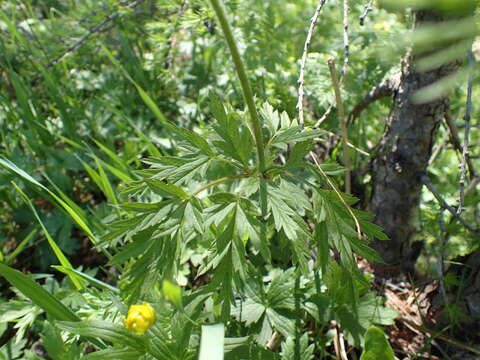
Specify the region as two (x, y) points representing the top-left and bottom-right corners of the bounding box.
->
(0, 262), (79, 322)
(12, 183), (84, 290)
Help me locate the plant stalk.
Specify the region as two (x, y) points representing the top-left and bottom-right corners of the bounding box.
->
(208, 0), (268, 244)
(207, 0), (266, 173)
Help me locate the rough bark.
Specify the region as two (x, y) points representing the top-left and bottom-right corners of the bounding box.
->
(369, 11), (460, 272)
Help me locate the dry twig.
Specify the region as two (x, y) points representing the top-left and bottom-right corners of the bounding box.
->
(342, 0), (350, 76)
(458, 51), (475, 214)
(297, 0), (328, 128)
(348, 74), (400, 124)
(48, 0), (146, 67)
(359, 0), (374, 26)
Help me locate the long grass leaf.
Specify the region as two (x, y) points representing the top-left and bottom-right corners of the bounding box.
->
(52, 266), (119, 293)
(12, 183), (84, 290)
(0, 262), (79, 321)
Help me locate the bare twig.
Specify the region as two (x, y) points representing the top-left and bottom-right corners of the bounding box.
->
(342, 0), (350, 76)
(402, 317), (480, 356)
(297, 0), (328, 129)
(421, 175), (479, 234)
(313, 103), (334, 128)
(445, 112), (476, 177)
(48, 0), (146, 67)
(458, 51), (475, 215)
(348, 74), (400, 124)
(465, 174), (479, 195)
(328, 57), (351, 194)
(359, 0), (374, 26)
(428, 130), (449, 166)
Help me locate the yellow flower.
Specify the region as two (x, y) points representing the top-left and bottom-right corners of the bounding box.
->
(124, 303), (156, 335)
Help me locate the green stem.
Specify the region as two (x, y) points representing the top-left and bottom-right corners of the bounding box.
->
(208, 0), (268, 241)
(192, 174), (250, 196)
(207, 0), (266, 173)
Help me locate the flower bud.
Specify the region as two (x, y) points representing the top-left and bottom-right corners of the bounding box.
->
(124, 303), (156, 335)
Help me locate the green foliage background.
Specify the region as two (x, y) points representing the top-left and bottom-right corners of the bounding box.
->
(0, 0), (478, 358)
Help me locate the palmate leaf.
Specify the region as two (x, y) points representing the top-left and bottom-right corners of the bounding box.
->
(335, 293), (398, 347)
(144, 154), (211, 185)
(210, 96), (254, 167)
(280, 334), (314, 360)
(268, 186), (311, 273)
(313, 190), (386, 267)
(271, 126), (326, 145)
(259, 103), (291, 134)
(360, 327), (395, 360)
(235, 270), (297, 341)
(259, 103), (326, 147)
(146, 179), (190, 200)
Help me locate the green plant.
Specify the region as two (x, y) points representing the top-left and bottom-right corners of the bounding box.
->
(0, 0), (410, 358)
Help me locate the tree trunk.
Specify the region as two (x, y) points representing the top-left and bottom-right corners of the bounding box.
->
(369, 10), (460, 273)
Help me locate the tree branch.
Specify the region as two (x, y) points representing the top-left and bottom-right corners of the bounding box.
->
(348, 74), (400, 124)
(48, 0), (146, 67)
(359, 0), (374, 26)
(297, 0), (328, 129)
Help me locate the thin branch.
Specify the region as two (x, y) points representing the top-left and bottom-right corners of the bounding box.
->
(401, 317), (480, 356)
(348, 74), (400, 124)
(310, 151), (361, 238)
(444, 112), (476, 177)
(342, 0), (350, 76)
(48, 0), (146, 67)
(313, 103), (334, 128)
(458, 50), (475, 215)
(328, 58), (351, 194)
(421, 175), (479, 234)
(359, 0), (374, 26)
(465, 174), (479, 195)
(428, 130), (449, 166)
(297, 0), (328, 129)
